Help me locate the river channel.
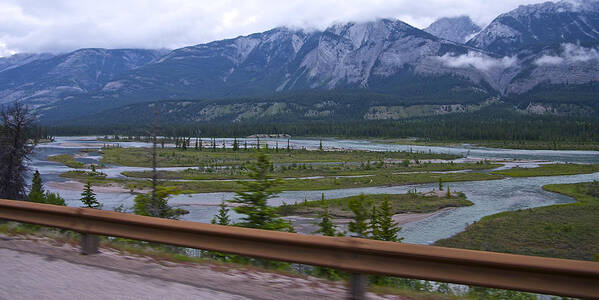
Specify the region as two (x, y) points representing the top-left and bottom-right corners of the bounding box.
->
(31, 136), (599, 244)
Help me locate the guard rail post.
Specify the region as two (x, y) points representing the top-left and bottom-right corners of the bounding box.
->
(348, 273), (367, 300)
(80, 233), (99, 255)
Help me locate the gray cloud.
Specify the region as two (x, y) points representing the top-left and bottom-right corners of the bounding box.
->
(437, 51), (518, 71)
(535, 43), (599, 66)
(0, 0), (551, 56)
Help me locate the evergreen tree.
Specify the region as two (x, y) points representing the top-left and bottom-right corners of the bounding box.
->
(0, 102), (36, 200)
(229, 151), (292, 231)
(43, 192), (66, 206)
(181, 138), (187, 150)
(287, 139), (290, 152)
(134, 186), (189, 219)
(233, 138), (239, 151)
(211, 201), (231, 225)
(349, 194), (369, 238)
(319, 139), (323, 151)
(314, 207), (340, 237)
(374, 198), (402, 242)
(244, 140), (248, 150)
(312, 206), (344, 280)
(438, 178), (444, 191)
(369, 205), (380, 239)
(199, 138), (203, 151)
(28, 170), (44, 203)
(446, 186), (451, 198)
(80, 181), (101, 209)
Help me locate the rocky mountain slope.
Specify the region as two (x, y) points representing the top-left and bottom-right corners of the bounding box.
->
(424, 16), (481, 43)
(467, 0), (599, 55)
(1, 0), (598, 123)
(0, 48), (168, 106)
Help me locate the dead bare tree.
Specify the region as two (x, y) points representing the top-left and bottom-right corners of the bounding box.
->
(0, 102), (36, 200)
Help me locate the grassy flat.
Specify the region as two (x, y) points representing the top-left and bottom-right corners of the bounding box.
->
(435, 182), (599, 261)
(61, 171), (502, 193)
(277, 192), (472, 218)
(100, 147), (460, 168)
(122, 162), (501, 180)
(46, 154), (86, 169)
(492, 163), (599, 177)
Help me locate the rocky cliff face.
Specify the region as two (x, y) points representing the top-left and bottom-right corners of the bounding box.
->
(0, 48), (167, 106)
(467, 0), (599, 55)
(425, 16), (481, 43)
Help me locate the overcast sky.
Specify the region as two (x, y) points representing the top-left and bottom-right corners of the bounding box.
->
(0, 0), (553, 57)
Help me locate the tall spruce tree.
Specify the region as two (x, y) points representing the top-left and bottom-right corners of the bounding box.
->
(374, 198), (402, 242)
(28, 170), (44, 203)
(369, 205), (380, 239)
(233, 138), (239, 151)
(133, 186), (188, 219)
(229, 151), (292, 231)
(80, 181), (101, 209)
(211, 201), (231, 225)
(349, 194), (369, 238)
(0, 102), (36, 200)
(314, 207), (338, 237)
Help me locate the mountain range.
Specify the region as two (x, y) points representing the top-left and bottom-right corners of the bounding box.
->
(1, 0), (598, 124)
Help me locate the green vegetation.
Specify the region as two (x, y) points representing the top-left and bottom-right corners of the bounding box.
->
(229, 151), (292, 231)
(61, 170), (107, 180)
(62, 171), (501, 194)
(80, 181), (101, 209)
(435, 181), (599, 261)
(101, 147), (460, 168)
(47, 154), (86, 169)
(377, 138), (599, 151)
(122, 162), (500, 180)
(27, 170), (65, 206)
(278, 192), (472, 218)
(492, 163), (599, 177)
(133, 186), (188, 219)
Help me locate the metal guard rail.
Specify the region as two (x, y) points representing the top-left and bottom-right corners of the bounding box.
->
(0, 199), (598, 299)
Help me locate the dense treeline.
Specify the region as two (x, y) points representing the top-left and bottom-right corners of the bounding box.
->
(47, 111), (599, 142)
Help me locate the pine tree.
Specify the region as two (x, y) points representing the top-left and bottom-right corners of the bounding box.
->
(349, 194), (369, 238)
(314, 207), (337, 236)
(438, 178), (444, 191)
(211, 201), (231, 225)
(134, 186), (188, 219)
(369, 205), (380, 239)
(229, 151), (292, 231)
(43, 192), (65, 206)
(319, 139), (323, 151)
(446, 186), (451, 198)
(375, 198), (402, 242)
(312, 206), (343, 279)
(233, 138), (239, 151)
(0, 102), (36, 200)
(80, 181), (101, 209)
(287, 139), (290, 152)
(28, 170), (44, 203)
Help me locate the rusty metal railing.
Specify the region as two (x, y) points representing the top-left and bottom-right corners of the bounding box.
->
(0, 199), (598, 299)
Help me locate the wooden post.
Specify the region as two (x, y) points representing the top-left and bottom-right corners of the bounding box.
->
(80, 233), (99, 255)
(348, 273), (366, 300)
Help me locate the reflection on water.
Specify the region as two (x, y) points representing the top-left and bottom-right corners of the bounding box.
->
(32, 136), (599, 244)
